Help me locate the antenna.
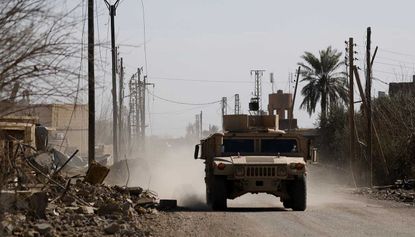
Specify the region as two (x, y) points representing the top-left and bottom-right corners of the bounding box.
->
(249, 69), (265, 115)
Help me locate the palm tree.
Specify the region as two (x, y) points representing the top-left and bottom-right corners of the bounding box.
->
(298, 46), (348, 123)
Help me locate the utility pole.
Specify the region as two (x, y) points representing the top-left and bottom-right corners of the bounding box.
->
(104, 0), (120, 163)
(138, 74), (154, 146)
(221, 97), (227, 130)
(118, 57), (124, 155)
(141, 75), (147, 139)
(289, 66), (301, 132)
(366, 27), (372, 187)
(200, 110), (203, 139)
(348, 37), (356, 177)
(87, 0), (95, 167)
(250, 70), (265, 114)
(136, 68), (141, 141)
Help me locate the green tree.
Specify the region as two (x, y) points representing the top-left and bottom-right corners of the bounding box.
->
(298, 46), (348, 123)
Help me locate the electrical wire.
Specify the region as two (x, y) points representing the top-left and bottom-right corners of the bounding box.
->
(139, 0), (149, 75)
(147, 89), (221, 106)
(59, 0), (86, 151)
(148, 76), (253, 84)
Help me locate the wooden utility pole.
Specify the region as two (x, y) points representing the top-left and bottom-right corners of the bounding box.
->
(87, 0), (95, 167)
(366, 27), (373, 187)
(104, 0), (120, 163)
(118, 57), (124, 155)
(348, 38), (355, 171)
(289, 66), (301, 132)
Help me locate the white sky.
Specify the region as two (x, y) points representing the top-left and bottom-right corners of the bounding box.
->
(70, 0), (415, 137)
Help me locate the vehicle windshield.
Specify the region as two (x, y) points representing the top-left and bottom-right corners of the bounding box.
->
(223, 139), (254, 153)
(261, 139), (298, 153)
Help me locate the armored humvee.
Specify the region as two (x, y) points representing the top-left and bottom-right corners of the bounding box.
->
(194, 114), (314, 211)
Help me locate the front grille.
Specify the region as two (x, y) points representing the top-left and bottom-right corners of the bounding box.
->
(246, 166), (275, 177)
(244, 165), (287, 177)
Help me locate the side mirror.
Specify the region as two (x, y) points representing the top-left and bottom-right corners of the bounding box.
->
(194, 144), (200, 159)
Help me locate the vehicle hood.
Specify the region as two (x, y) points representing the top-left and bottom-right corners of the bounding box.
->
(214, 156), (305, 165)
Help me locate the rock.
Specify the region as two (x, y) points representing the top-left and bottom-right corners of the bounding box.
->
(24, 230), (40, 237)
(104, 223), (120, 235)
(127, 187), (143, 196)
(2, 221), (14, 234)
(97, 201), (123, 216)
(135, 197), (156, 207)
(134, 205), (147, 214)
(34, 223), (52, 235)
(28, 192), (48, 219)
(77, 206), (94, 214)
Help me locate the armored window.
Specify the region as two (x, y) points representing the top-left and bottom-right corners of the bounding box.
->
(261, 139), (298, 153)
(223, 139), (254, 153)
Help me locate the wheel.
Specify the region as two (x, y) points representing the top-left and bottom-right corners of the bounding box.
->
(282, 199), (292, 209)
(209, 176), (227, 211)
(290, 175), (307, 211)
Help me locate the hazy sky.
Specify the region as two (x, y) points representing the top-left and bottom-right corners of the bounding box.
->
(80, 0), (415, 137)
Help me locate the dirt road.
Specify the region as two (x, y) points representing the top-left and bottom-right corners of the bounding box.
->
(151, 167), (415, 237)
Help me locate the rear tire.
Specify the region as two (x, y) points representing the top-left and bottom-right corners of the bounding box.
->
(291, 175), (307, 211)
(209, 176), (227, 211)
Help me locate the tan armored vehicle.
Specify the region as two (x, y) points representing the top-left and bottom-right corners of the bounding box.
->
(194, 114), (313, 211)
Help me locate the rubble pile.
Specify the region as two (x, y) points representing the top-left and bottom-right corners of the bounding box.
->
(1, 181), (160, 237)
(0, 144), (161, 236)
(354, 179), (415, 205)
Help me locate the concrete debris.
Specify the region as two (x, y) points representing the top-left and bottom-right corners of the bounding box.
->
(84, 162), (110, 185)
(0, 117), (164, 236)
(159, 199), (178, 210)
(104, 223), (120, 235)
(27, 192), (48, 219)
(354, 181), (415, 205)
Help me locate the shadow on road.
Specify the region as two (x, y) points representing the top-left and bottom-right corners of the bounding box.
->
(172, 206), (287, 213)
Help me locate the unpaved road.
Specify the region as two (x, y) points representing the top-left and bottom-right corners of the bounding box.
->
(152, 167), (415, 237)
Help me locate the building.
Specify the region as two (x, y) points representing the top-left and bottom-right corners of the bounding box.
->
(3, 104), (88, 156)
(268, 90), (298, 130)
(389, 75), (415, 97)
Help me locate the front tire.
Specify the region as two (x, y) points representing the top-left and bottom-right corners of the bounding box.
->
(209, 176), (227, 211)
(291, 175), (307, 211)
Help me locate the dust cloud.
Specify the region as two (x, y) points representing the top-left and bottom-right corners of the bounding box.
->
(107, 141), (356, 209)
(119, 142), (208, 209)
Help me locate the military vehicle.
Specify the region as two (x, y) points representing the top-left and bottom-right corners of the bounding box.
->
(194, 114), (314, 211)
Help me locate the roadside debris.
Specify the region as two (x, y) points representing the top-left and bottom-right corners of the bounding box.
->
(353, 179), (415, 205)
(0, 117), (160, 236)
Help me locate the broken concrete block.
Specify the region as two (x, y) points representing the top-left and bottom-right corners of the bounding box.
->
(34, 223), (52, 235)
(77, 206), (94, 215)
(159, 199), (177, 210)
(28, 192), (48, 219)
(97, 201), (123, 216)
(104, 223), (120, 235)
(24, 230), (40, 237)
(84, 163), (110, 185)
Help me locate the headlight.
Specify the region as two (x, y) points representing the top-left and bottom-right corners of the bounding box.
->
(289, 163), (305, 170)
(277, 166), (287, 176)
(235, 166), (245, 176)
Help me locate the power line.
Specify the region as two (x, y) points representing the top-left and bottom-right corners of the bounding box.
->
(139, 0), (149, 75)
(148, 76), (253, 84)
(147, 89), (221, 106)
(380, 48), (415, 58)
